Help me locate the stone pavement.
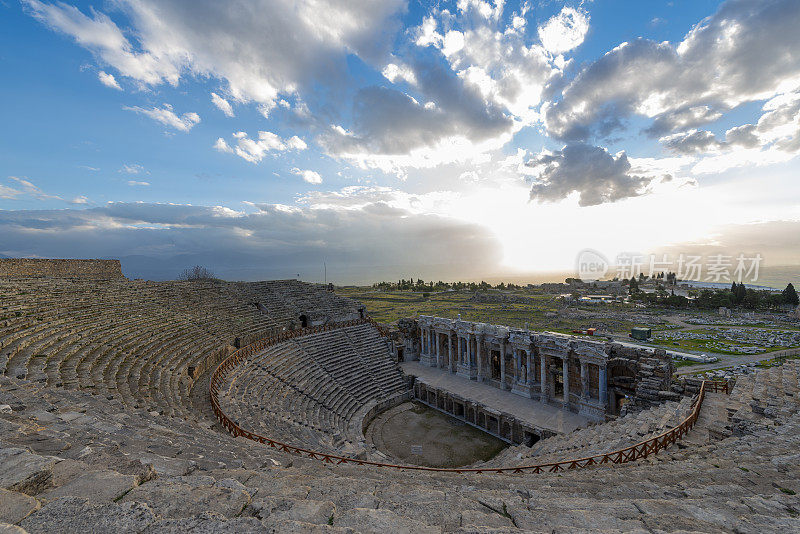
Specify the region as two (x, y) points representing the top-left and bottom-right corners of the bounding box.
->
(401, 361), (590, 434)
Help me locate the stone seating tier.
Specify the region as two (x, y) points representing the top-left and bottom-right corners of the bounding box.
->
(0, 277), (361, 423)
(1, 361), (799, 532)
(217, 323), (406, 457)
(484, 396), (694, 467)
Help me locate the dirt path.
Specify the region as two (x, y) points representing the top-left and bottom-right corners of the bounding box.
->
(675, 347), (800, 375)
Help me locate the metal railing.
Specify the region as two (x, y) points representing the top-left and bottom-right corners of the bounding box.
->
(209, 320), (729, 474)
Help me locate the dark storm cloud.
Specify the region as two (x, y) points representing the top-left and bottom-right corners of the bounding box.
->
(527, 144), (659, 207)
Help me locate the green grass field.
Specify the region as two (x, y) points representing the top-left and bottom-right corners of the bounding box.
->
(336, 287), (625, 333)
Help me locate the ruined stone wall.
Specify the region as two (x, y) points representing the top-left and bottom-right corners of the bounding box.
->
(396, 317), (420, 361)
(606, 343), (677, 413)
(0, 258), (124, 279)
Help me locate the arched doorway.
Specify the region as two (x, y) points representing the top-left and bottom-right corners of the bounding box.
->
(299, 314), (309, 328)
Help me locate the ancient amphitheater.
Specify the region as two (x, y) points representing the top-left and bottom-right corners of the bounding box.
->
(0, 260), (798, 533)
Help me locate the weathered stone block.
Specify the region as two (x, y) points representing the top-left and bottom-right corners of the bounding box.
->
(20, 497), (156, 534)
(0, 489), (40, 524)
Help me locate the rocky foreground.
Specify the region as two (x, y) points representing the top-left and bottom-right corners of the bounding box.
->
(1, 361), (799, 533)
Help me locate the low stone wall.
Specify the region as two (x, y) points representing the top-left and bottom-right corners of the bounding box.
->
(0, 258), (124, 279)
(606, 343), (676, 414)
(358, 390), (414, 435)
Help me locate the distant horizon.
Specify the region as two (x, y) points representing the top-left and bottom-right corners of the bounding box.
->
(3, 253), (798, 290)
(2, 1), (799, 294)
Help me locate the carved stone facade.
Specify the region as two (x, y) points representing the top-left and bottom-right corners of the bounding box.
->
(404, 316), (674, 419)
(413, 381), (553, 445)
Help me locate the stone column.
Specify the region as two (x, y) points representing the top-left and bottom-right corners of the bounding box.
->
(562, 357), (569, 405)
(527, 347), (534, 386)
(476, 336), (484, 381)
(448, 332), (454, 372)
(436, 332), (442, 368)
(500, 341), (507, 388)
(447, 331), (453, 371)
(540, 354), (547, 402)
(599, 365), (608, 407)
(580, 360), (588, 399)
(420, 329), (425, 356)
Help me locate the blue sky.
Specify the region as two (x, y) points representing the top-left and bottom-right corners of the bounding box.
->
(1, 1), (799, 283)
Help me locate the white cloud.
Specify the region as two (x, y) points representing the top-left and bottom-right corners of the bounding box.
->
(414, 16), (440, 47)
(1, 176), (67, 202)
(124, 104), (200, 132)
(290, 168), (322, 184)
(412, 1), (557, 127)
(442, 30), (465, 58)
(544, 0), (800, 141)
(119, 163), (147, 175)
(658, 91), (800, 172)
(213, 137), (232, 153)
(69, 195), (89, 204)
(211, 92), (234, 117)
(538, 7), (590, 55)
(215, 131), (307, 163)
(0, 184), (22, 200)
(286, 136), (308, 150)
(97, 70), (121, 90)
(24, 0), (406, 110)
(660, 129), (725, 155)
(127, 181), (151, 187)
(23, 0), (180, 85)
(381, 62), (417, 85)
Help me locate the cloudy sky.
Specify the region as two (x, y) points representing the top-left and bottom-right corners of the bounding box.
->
(1, 0), (799, 284)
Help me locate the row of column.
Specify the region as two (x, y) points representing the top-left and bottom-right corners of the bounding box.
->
(420, 327), (486, 377)
(419, 326), (607, 407)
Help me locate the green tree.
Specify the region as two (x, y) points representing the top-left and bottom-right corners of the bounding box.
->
(628, 276), (639, 293)
(782, 283), (799, 306)
(735, 282), (747, 305)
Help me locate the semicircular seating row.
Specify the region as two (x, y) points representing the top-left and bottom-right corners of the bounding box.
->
(216, 323), (408, 456)
(0, 277), (363, 422)
(481, 396), (695, 468)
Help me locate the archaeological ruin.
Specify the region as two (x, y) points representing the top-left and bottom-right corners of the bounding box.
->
(384, 316), (675, 446)
(0, 259), (798, 532)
